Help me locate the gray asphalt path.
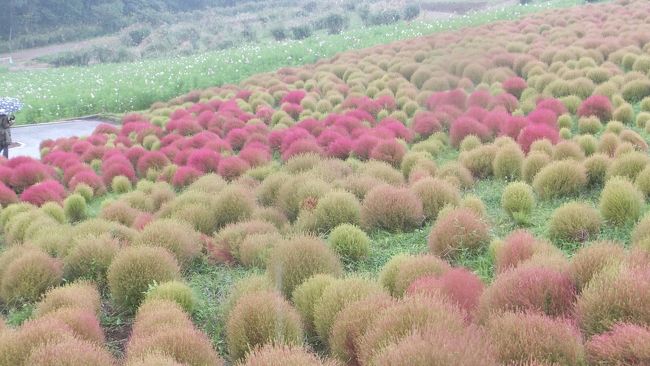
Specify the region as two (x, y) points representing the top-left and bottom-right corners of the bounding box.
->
(10, 120), (109, 158)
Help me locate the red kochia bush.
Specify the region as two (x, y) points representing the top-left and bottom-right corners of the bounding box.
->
(0, 182), (18, 207)
(10, 162), (51, 191)
(136, 151), (170, 177)
(449, 117), (489, 147)
(407, 268), (484, 318)
(369, 139), (406, 167)
(361, 184), (424, 232)
(352, 135), (380, 160)
(20, 180), (66, 206)
(493, 230), (556, 274)
(502, 77), (527, 98)
(172, 166), (202, 188)
(478, 264), (577, 320)
(69, 170), (106, 195)
(240, 146), (271, 167)
(101, 161), (136, 185)
(412, 111), (441, 138)
(517, 124), (559, 153)
(186, 148), (220, 173)
(282, 139), (324, 161)
(217, 156), (250, 181)
(528, 108), (558, 127)
(586, 323), (650, 365)
(578, 95), (613, 121)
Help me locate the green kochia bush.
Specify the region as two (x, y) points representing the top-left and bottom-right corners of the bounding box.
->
(599, 177), (644, 225)
(266, 235), (342, 298)
(63, 194), (87, 223)
(313, 190), (361, 233)
(145, 280), (196, 314)
(0, 249), (63, 305)
(548, 202), (602, 244)
(532, 160), (587, 199)
(291, 274), (336, 334)
(107, 246), (180, 311)
(501, 181), (535, 223)
(328, 224), (371, 263)
(379, 254), (450, 297)
(133, 219), (202, 266)
(493, 143), (524, 180)
(226, 290), (303, 362)
(410, 177), (460, 221)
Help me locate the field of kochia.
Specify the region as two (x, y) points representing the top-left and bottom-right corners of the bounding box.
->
(0, 0), (581, 125)
(2, 0), (650, 365)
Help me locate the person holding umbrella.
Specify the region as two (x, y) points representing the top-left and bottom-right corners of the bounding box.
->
(0, 97), (23, 159)
(0, 112), (13, 158)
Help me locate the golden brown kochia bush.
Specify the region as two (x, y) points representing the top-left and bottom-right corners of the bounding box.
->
(487, 312), (585, 366)
(107, 246), (180, 311)
(0, 317), (76, 366)
(34, 281), (100, 317)
(329, 294), (395, 366)
(125, 353), (185, 366)
(460, 144), (498, 179)
(313, 190), (361, 233)
(410, 177), (461, 221)
(437, 162), (474, 188)
(584, 153), (611, 186)
(501, 181), (535, 221)
(239, 232), (284, 268)
(241, 344), (339, 366)
(26, 336), (116, 366)
(532, 160), (587, 199)
(313, 277), (386, 345)
(577, 264), (650, 336)
(127, 299), (223, 366)
(39, 307), (105, 345)
(492, 143), (524, 180)
(522, 151), (551, 183)
(548, 202), (602, 244)
(357, 294), (466, 366)
(144, 280), (196, 314)
(360, 184), (424, 232)
(571, 241), (626, 291)
(371, 324), (497, 366)
(0, 249), (62, 305)
(599, 176), (644, 225)
(266, 235), (342, 298)
(381, 254), (451, 298)
(133, 218), (202, 266)
(428, 207), (490, 259)
(213, 219), (278, 263)
(226, 290), (303, 362)
(292, 274), (337, 335)
(63, 234), (119, 284)
(607, 151), (650, 181)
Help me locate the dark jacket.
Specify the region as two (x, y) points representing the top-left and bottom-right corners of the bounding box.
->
(0, 115), (12, 146)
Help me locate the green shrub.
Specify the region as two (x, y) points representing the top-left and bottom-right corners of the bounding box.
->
(63, 194), (87, 223)
(111, 175), (132, 193)
(313, 277), (384, 345)
(584, 153), (611, 186)
(328, 224), (371, 263)
(558, 114), (573, 129)
(612, 103), (635, 125)
(133, 219), (202, 266)
(571, 241), (626, 290)
(621, 79), (650, 103)
(460, 144), (498, 178)
(212, 185), (255, 230)
(461, 194), (487, 217)
(74, 183), (93, 202)
(459, 135), (482, 152)
(549, 202), (602, 244)
(238, 232), (283, 268)
(226, 290), (303, 361)
(313, 190), (361, 233)
(599, 177), (644, 225)
(0, 250), (62, 305)
(635, 166), (650, 198)
(532, 160), (587, 199)
(493, 144), (524, 180)
(410, 177), (460, 221)
(400, 151), (434, 178)
(552, 140), (585, 161)
(381, 254), (450, 297)
(522, 152), (551, 183)
(576, 134), (598, 156)
(145, 280), (196, 314)
(501, 181), (535, 223)
(107, 246), (180, 311)
(607, 151), (650, 181)
(63, 234), (119, 284)
(636, 112), (650, 129)
(291, 274), (336, 334)
(266, 235), (342, 298)
(40, 202), (65, 224)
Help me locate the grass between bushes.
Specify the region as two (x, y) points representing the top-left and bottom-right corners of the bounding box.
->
(0, 0), (585, 125)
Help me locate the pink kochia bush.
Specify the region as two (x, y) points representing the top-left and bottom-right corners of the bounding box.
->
(586, 323), (650, 365)
(578, 95), (613, 121)
(20, 180), (66, 206)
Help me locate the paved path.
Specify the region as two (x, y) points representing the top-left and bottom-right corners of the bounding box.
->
(10, 120), (108, 158)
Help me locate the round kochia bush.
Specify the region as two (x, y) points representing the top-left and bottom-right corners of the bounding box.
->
(313, 190), (361, 233)
(585, 323), (650, 365)
(328, 224), (371, 263)
(291, 274), (336, 334)
(145, 280), (196, 314)
(577, 264), (650, 336)
(378, 254), (451, 297)
(0, 249), (62, 305)
(241, 344), (334, 366)
(599, 177), (644, 225)
(63, 234), (119, 284)
(571, 241), (626, 291)
(266, 235), (342, 298)
(501, 181), (535, 221)
(492, 143), (524, 180)
(226, 290), (303, 362)
(360, 184), (424, 232)
(478, 263), (577, 320)
(487, 311), (586, 365)
(133, 219), (202, 266)
(491, 230), (558, 274)
(313, 277), (385, 345)
(35, 281), (101, 317)
(107, 246), (180, 311)
(548, 202), (602, 244)
(410, 177), (461, 221)
(532, 160), (587, 199)
(428, 207), (490, 259)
